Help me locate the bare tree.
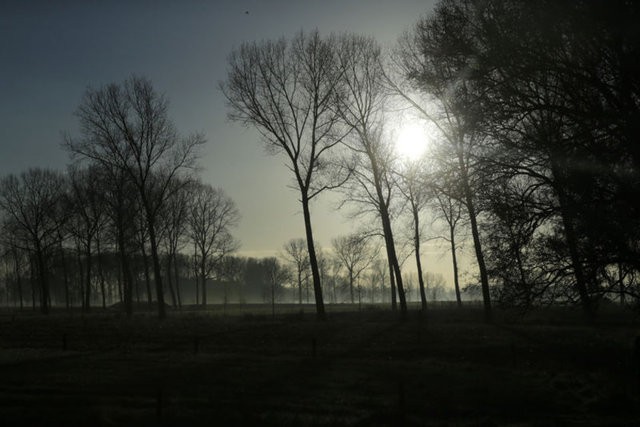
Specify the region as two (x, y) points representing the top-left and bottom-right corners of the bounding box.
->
(67, 165), (106, 311)
(263, 257), (290, 319)
(159, 177), (191, 308)
(0, 169), (67, 314)
(65, 76), (204, 319)
(432, 188), (465, 307)
(395, 161), (432, 311)
(221, 30), (349, 319)
(187, 182), (240, 306)
(332, 233), (378, 305)
(98, 164), (138, 316)
(282, 238), (310, 305)
(392, 14), (493, 322)
(336, 35), (409, 314)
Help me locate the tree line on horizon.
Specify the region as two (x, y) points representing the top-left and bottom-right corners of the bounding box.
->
(1, 0), (639, 322)
(0, 76), (450, 316)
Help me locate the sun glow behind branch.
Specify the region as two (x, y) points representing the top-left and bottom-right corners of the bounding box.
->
(394, 121), (431, 161)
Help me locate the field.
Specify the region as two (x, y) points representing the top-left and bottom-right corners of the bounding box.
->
(0, 303), (639, 426)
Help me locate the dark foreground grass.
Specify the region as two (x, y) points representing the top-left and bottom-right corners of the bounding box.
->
(0, 305), (638, 426)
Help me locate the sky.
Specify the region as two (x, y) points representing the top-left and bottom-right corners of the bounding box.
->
(0, 0), (471, 289)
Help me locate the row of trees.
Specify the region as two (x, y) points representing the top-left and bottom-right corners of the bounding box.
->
(0, 77), (240, 318)
(0, 74), (456, 317)
(222, 0), (640, 321)
(281, 236), (450, 307)
(1, 74), (455, 318)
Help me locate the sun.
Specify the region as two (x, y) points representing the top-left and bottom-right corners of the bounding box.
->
(395, 122), (430, 160)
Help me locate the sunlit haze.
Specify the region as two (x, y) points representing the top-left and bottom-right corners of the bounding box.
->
(395, 122), (431, 160)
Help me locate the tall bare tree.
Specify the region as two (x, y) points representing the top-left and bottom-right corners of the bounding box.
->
(221, 30), (349, 319)
(432, 188), (465, 307)
(67, 165), (106, 311)
(393, 10), (493, 322)
(395, 161), (431, 311)
(65, 76), (204, 319)
(98, 164), (138, 316)
(159, 177), (191, 308)
(336, 35), (409, 314)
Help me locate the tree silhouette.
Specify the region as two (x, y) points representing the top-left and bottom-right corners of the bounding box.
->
(282, 238), (310, 305)
(394, 1), (497, 322)
(187, 182), (240, 306)
(332, 233), (378, 305)
(395, 160), (432, 311)
(222, 30), (349, 319)
(65, 76), (204, 319)
(66, 165), (106, 311)
(0, 169), (67, 314)
(336, 35), (409, 314)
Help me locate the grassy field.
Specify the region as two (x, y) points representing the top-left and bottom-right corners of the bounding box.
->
(0, 304), (639, 426)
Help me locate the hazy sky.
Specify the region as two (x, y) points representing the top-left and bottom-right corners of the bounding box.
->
(0, 1), (464, 282)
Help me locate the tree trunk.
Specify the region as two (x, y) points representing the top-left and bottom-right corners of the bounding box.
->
(30, 254), (36, 311)
(166, 255), (177, 308)
(117, 230), (134, 317)
(548, 157), (595, 322)
(147, 218), (167, 319)
(200, 254), (207, 306)
(388, 256), (397, 310)
(412, 202), (427, 312)
(369, 152), (406, 315)
(380, 208), (407, 315)
(96, 236), (107, 309)
(554, 182), (595, 322)
(349, 270), (355, 304)
(457, 147), (492, 323)
(35, 245), (49, 315)
(117, 265), (123, 303)
(76, 248), (85, 309)
(12, 247), (24, 310)
(59, 245), (70, 310)
(173, 252), (182, 308)
(450, 228), (462, 307)
(140, 241), (153, 306)
(84, 239), (92, 312)
(301, 195), (325, 320)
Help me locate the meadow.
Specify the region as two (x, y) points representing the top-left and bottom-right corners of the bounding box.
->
(0, 303), (638, 426)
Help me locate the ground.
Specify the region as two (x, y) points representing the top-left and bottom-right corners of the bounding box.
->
(0, 303), (638, 426)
